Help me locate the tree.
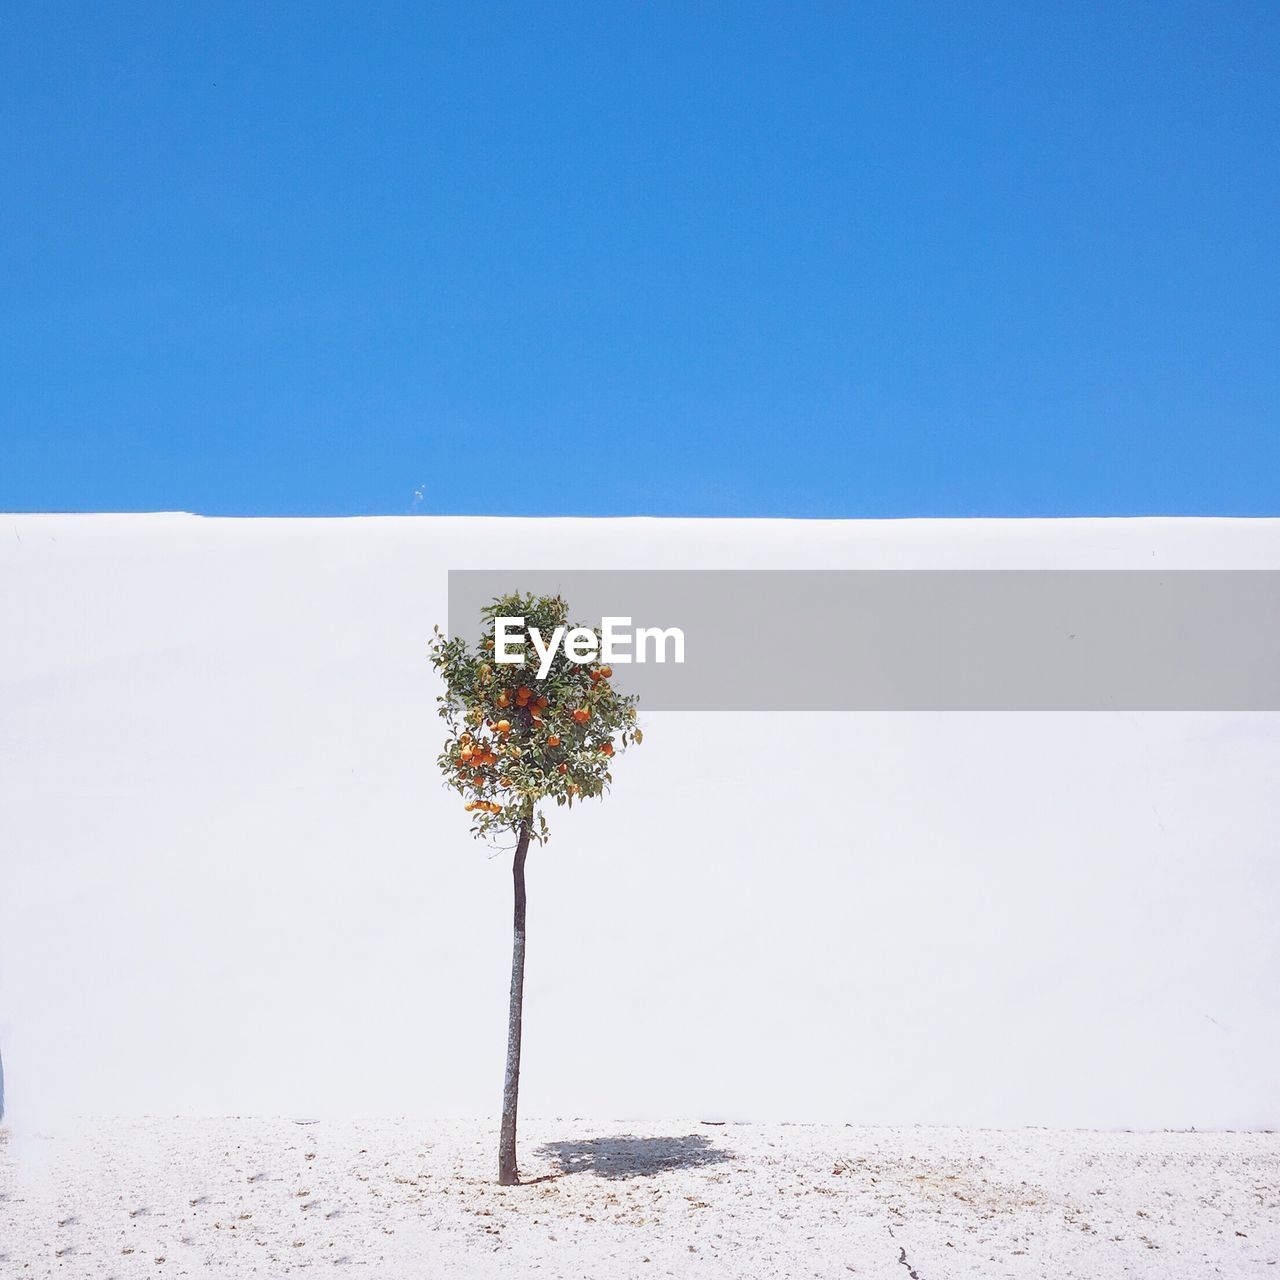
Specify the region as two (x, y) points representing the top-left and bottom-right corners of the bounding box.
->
(429, 592), (642, 1185)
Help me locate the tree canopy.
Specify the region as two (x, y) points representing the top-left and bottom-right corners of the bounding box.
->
(429, 592), (642, 844)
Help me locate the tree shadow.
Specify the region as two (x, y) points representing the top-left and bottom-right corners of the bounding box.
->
(533, 1133), (732, 1181)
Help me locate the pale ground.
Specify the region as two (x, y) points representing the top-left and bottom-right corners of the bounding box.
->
(1, 1120), (1277, 1278)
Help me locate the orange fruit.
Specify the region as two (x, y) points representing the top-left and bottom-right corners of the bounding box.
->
(600, 741), (614, 757)
(546, 734), (561, 747)
(600, 666), (613, 678)
(536, 695), (549, 708)
(572, 708), (589, 724)
(495, 719), (511, 734)
(557, 762), (568, 774)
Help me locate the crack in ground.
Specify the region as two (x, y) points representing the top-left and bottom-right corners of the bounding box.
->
(895, 1245), (922, 1279)
(887, 1226), (922, 1280)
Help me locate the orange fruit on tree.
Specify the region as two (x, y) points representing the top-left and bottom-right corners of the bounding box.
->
(495, 719), (511, 734)
(600, 741), (614, 757)
(557, 762), (568, 774)
(571, 708), (589, 724)
(546, 734), (561, 747)
(600, 666), (613, 678)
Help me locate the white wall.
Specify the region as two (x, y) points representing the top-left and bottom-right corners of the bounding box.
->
(1, 514), (1277, 1129)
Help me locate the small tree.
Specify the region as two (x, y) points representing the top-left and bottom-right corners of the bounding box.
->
(430, 593), (641, 1185)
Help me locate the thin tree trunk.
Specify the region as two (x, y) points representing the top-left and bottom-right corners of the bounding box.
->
(497, 820), (531, 1185)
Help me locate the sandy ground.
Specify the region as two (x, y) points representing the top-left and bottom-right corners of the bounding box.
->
(1, 1119), (1277, 1278)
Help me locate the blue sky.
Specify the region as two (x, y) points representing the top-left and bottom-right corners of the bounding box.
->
(3, 3), (1277, 517)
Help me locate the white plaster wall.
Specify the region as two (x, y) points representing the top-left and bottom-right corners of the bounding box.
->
(1, 514), (1277, 1129)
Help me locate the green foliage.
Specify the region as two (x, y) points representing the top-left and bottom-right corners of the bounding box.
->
(429, 593), (642, 843)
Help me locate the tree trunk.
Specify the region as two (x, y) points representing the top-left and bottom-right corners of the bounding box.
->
(497, 820), (531, 1185)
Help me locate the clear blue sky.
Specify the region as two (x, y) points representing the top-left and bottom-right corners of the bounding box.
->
(3, 3), (1277, 517)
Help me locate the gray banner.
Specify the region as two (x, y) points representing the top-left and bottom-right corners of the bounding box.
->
(447, 570), (1280, 710)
